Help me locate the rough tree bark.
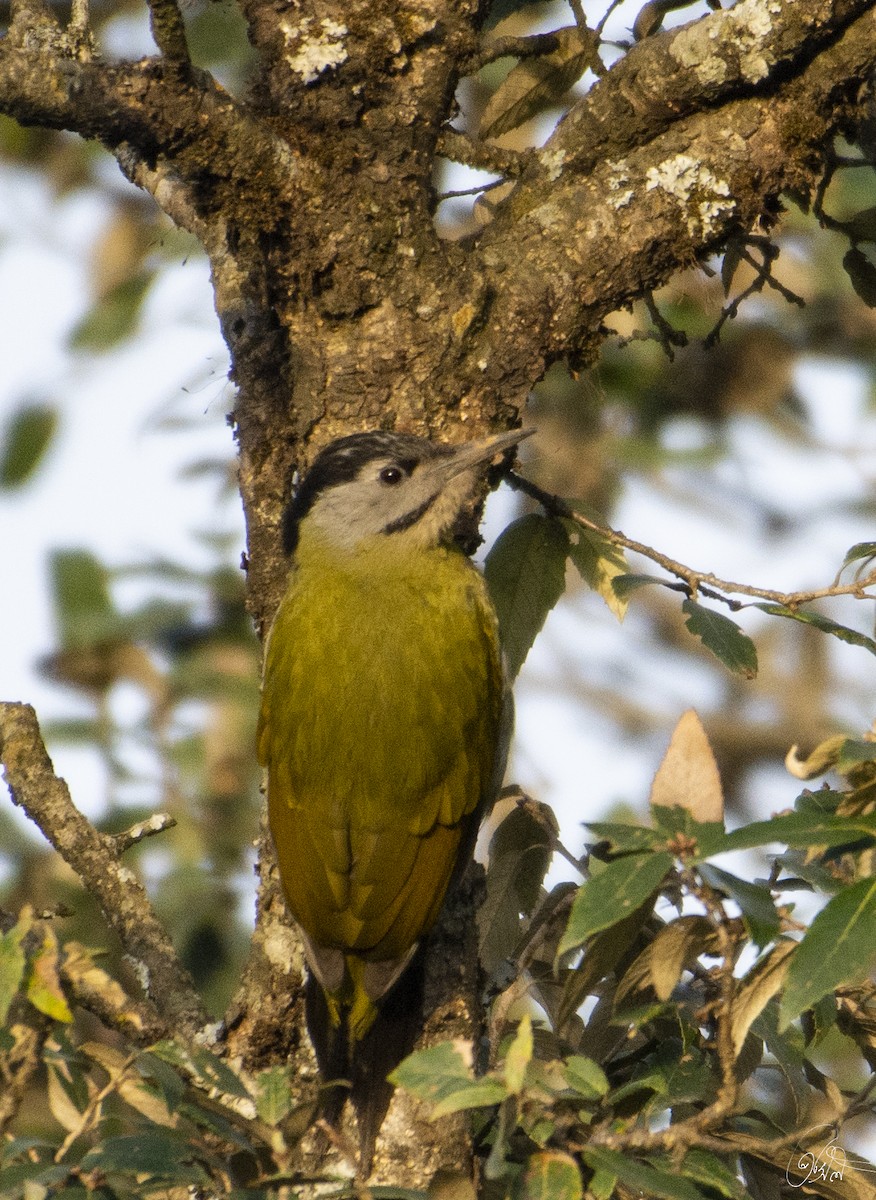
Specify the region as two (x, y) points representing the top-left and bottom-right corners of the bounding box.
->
(2, 0), (876, 1183)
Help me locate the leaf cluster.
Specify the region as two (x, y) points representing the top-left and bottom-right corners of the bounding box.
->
(393, 719), (876, 1200)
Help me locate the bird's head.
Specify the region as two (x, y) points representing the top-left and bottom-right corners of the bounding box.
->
(282, 428), (532, 556)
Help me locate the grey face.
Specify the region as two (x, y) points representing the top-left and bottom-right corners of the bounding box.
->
(283, 429), (530, 555)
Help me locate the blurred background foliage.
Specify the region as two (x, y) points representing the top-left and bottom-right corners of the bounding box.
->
(1, 0), (875, 1153)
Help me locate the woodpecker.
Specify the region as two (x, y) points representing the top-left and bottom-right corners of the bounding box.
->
(257, 427), (529, 1153)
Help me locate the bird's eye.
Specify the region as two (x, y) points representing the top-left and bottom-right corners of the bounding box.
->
(379, 466), (404, 486)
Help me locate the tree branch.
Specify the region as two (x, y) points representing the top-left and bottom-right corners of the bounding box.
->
(507, 469), (876, 611)
(550, 0), (876, 176)
(0, 702), (207, 1036)
(146, 0), (190, 66)
(466, 3), (876, 381)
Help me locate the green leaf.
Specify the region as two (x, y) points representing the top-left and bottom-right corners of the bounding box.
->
(188, 1044), (253, 1101)
(584, 820), (662, 853)
(582, 1148), (705, 1200)
(698, 863), (781, 948)
(650, 807), (727, 859)
(514, 1151), (583, 1200)
(721, 810), (876, 853)
(838, 541), (876, 574)
(779, 877), (876, 1030)
(558, 851), (673, 956)
(0, 919), (28, 1024)
(566, 528), (628, 620)
(69, 272), (153, 352)
(79, 1132), (208, 1183)
(0, 402), (59, 489)
(49, 549), (118, 650)
(611, 573), (668, 600)
(479, 801), (556, 973)
(136, 1051), (186, 1113)
(390, 1041), (506, 1116)
(681, 600), (758, 678)
(562, 1055), (608, 1099)
(674, 1150), (748, 1200)
(755, 603), (876, 657)
(504, 1013), (533, 1094)
(254, 1065), (293, 1125)
(485, 514), (569, 680)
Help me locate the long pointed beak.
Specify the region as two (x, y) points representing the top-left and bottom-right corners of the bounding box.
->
(444, 427), (535, 479)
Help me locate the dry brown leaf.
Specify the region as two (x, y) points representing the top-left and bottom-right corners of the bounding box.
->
(730, 939), (796, 1056)
(480, 28), (597, 142)
(650, 709), (724, 823)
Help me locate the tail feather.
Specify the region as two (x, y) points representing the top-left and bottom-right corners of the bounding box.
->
(305, 949), (427, 1174)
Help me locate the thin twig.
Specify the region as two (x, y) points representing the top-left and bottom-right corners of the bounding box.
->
(462, 32), (563, 74)
(436, 129), (530, 178)
(113, 812), (176, 854)
(437, 176), (507, 201)
(54, 1053), (139, 1163)
(505, 470), (876, 610)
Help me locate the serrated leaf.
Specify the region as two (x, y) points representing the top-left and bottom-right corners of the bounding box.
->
(698, 864), (781, 948)
(484, 514), (569, 680)
(650, 709), (724, 824)
(721, 810), (876, 853)
(779, 877), (876, 1030)
(566, 528), (628, 620)
(480, 27), (596, 141)
(479, 801), (556, 973)
(731, 940), (796, 1054)
(515, 1151), (583, 1200)
(682, 600), (758, 678)
(558, 851), (673, 956)
(582, 1148), (704, 1200)
(556, 900), (656, 1030)
(504, 1013), (533, 1094)
(755, 602), (876, 657)
(0, 402), (59, 489)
